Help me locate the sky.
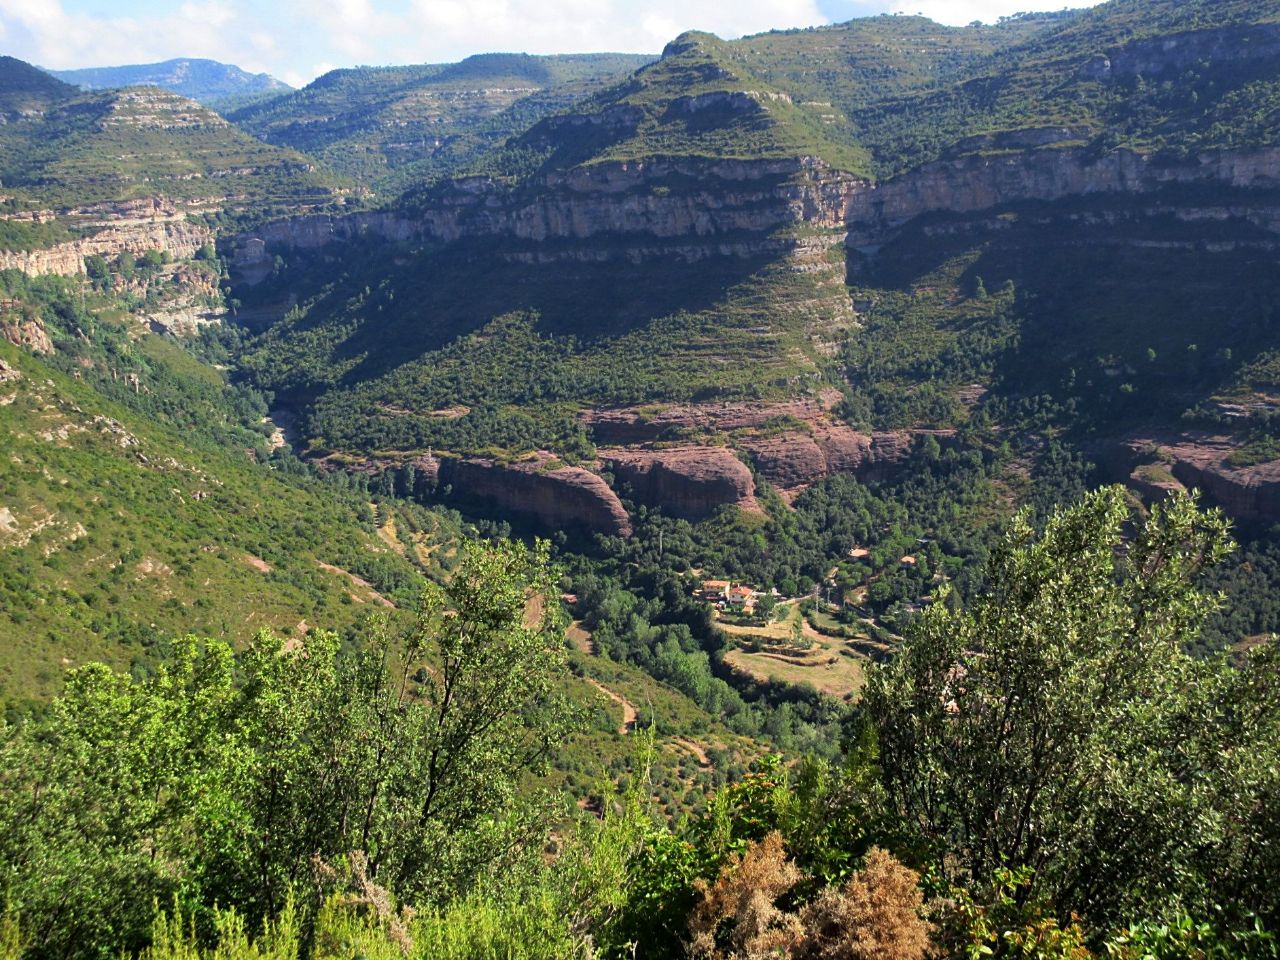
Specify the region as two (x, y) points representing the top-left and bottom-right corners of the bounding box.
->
(0, 0), (1102, 89)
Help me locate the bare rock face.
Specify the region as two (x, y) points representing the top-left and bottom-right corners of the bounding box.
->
(846, 146), (1280, 243)
(232, 156), (860, 274)
(603, 446), (760, 518)
(583, 396), (840, 445)
(742, 427), (919, 496)
(0, 313), (52, 354)
(1116, 434), (1280, 523)
(439, 455), (633, 537)
(0, 198), (214, 277)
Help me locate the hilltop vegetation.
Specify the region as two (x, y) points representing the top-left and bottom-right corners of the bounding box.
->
(0, 270), (460, 707)
(0, 57), (76, 116)
(0, 58), (346, 221)
(230, 53), (653, 195)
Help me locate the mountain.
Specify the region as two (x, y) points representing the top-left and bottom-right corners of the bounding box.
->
(0, 57), (352, 275)
(0, 80), (343, 210)
(48, 58), (291, 106)
(228, 52), (654, 195)
(215, 0), (1280, 563)
(0, 56), (77, 117)
(0, 271), (462, 707)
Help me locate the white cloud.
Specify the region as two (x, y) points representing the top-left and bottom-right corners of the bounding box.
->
(396, 0), (827, 61)
(886, 0), (1102, 26)
(0, 0), (280, 74)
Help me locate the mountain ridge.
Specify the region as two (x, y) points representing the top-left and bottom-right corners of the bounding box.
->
(48, 58), (291, 106)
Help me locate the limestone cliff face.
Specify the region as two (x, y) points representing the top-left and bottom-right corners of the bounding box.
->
(0, 198), (214, 277)
(845, 146), (1280, 243)
(232, 156), (859, 274)
(603, 447), (761, 518)
(234, 143), (1280, 274)
(437, 455), (633, 537)
(1099, 23), (1280, 80)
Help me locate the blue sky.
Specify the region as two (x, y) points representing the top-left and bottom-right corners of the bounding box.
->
(1, 0), (1099, 88)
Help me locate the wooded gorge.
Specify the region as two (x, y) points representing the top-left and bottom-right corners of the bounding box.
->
(3, 0), (1280, 955)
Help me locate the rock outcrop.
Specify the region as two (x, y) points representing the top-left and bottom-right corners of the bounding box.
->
(0, 197), (214, 277)
(436, 454), (633, 537)
(583, 396), (841, 445)
(230, 141), (1280, 279)
(603, 446), (761, 518)
(741, 427), (918, 496)
(1114, 434), (1280, 524)
(845, 146), (1280, 244)
(0, 313), (52, 354)
(231, 156), (859, 276)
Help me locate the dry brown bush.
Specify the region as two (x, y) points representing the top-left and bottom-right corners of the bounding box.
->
(687, 831), (803, 960)
(794, 848), (930, 960)
(686, 839), (931, 960)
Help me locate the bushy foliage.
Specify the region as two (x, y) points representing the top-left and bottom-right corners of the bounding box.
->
(0, 541), (572, 959)
(866, 487), (1280, 931)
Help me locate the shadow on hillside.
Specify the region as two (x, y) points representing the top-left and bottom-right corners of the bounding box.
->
(848, 192), (1280, 429)
(239, 237), (778, 388)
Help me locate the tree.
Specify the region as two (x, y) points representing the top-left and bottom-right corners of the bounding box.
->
(83, 254), (109, 288)
(0, 540), (574, 958)
(865, 487), (1280, 930)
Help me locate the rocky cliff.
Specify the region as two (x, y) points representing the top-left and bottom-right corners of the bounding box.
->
(741, 427), (920, 497)
(233, 143), (1280, 275)
(0, 197), (214, 277)
(0, 311), (52, 354)
(603, 446), (761, 519)
(845, 146), (1280, 245)
(1114, 434), (1280, 525)
(232, 156), (858, 274)
(436, 454), (633, 537)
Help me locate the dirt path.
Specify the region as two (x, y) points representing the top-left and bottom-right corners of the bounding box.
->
(522, 591), (545, 629)
(567, 621), (596, 655)
(672, 736), (712, 769)
(585, 677), (637, 734)
(317, 561), (395, 608)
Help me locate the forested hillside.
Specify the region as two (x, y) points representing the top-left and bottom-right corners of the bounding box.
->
(2, 0), (1280, 956)
(230, 53), (654, 195)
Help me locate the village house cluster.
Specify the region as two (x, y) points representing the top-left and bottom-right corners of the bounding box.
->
(699, 579), (760, 614)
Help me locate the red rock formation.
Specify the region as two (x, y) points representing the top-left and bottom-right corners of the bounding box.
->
(1117, 434), (1280, 523)
(741, 427), (920, 497)
(602, 446), (761, 518)
(583, 396), (839, 445)
(438, 455), (632, 537)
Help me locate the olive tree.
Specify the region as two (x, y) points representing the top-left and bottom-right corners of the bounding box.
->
(865, 487), (1280, 930)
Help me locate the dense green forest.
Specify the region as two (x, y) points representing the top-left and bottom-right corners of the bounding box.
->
(3, 491), (1278, 959)
(4, 0), (1280, 955)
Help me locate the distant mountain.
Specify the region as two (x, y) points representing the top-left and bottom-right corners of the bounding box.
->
(229, 52), (654, 195)
(0, 56), (77, 117)
(49, 58), (291, 106)
(0, 58), (343, 217)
